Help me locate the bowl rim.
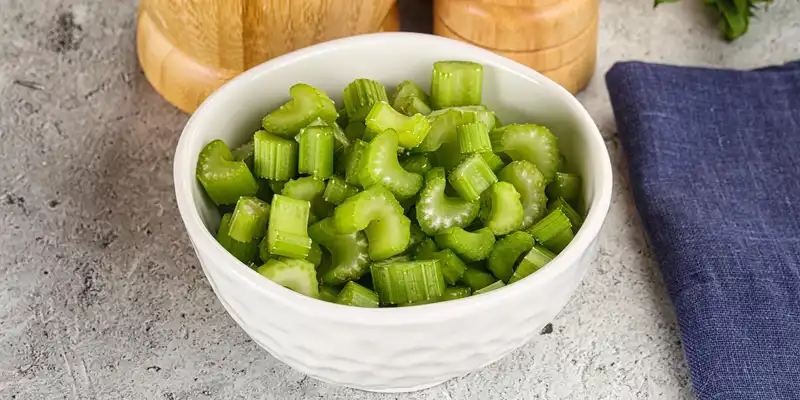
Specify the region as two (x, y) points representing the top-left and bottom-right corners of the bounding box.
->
(174, 32), (613, 325)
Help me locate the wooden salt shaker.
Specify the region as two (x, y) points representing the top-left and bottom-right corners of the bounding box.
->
(137, 0), (400, 113)
(433, 0), (598, 94)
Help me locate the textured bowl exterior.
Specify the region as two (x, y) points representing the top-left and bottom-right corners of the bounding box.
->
(174, 33), (612, 392)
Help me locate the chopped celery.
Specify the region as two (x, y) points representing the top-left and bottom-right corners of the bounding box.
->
(487, 231), (535, 282)
(441, 285), (472, 300)
(457, 121), (492, 154)
(336, 281), (380, 308)
(319, 285), (340, 303)
(416, 167), (479, 235)
(261, 83), (338, 137)
(460, 267), (496, 291)
(296, 125), (334, 179)
(408, 223), (428, 250)
(414, 238), (439, 260)
(400, 154), (433, 176)
(345, 121), (366, 142)
(371, 260), (446, 305)
(365, 101), (432, 149)
(258, 236), (271, 263)
(527, 208), (573, 253)
(548, 197), (584, 232)
(490, 124), (560, 182)
(268, 180), (286, 195)
(255, 179), (274, 202)
(266, 194), (312, 259)
(431, 61), (483, 109)
(281, 176), (327, 224)
(216, 213), (258, 264)
(481, 152), (506, 173)
(196, 140), (258, 205)
(391, 80), (430, 111)
(397, 95), (432, 116)
(231, 140), (255, 171)
(308, 217), (370, 286)
(343, 139), (369, 187)
(449, 153), (498, 202)
(332, 185), (410, 260)
(434, 227), (496, 262)
(546, 172), (581, 206)
(228, 196), (271, 242)
(358, 129), (423, 198)
(430, 249), (467, 285)
(257, 258), (319, 298)
(433, 140), (466, 171)
(343, 79), (389, 122)
(473, 280), (505, 295)
(322, 176), (360, 205)
(305, 241), (324, 267)
(415, 105), (495, 153)
(508, 245), (555, 284)
(479, 182), (524, 235)
(254, 130), (298, 181)
(498, 160), (548, 230)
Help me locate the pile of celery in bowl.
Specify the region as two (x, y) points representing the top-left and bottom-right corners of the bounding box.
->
(196, 61), (584, 308)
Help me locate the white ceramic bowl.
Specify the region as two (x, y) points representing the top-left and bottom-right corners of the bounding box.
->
(174, 32), (612, 392)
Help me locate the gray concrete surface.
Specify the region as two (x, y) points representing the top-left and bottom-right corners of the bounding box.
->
(1, 0), (799, 399)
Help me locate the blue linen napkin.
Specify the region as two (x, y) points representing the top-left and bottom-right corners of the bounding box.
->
(606, 60), (800, 399)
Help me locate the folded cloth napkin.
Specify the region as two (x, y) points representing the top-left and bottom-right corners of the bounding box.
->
(606, 61), (800, 400)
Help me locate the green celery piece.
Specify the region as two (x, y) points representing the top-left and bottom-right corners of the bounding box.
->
(322, 176), (360, 205)
(336, 281), (380, 307)
(498, 160), (548, 230)
(231, 140), (255, 171)
(261, 83), (338, 138)
(460, 267), (496, 291)
(434, 227), (496, 262)
(415, 105), (495, 153)
(296, 125), (334, 180)
(281, 176), (327, 224)
(345, 121), (366, 142)
(440, 285), (472, 301)
(305, 241), (324, 267)
(397, 95), (433, 117)
(449, 153), (498, 202)
(358, 129), (423, 199)
(258, 236), (271, 263)
(254, 130), (298, 181)
(216, 213), (258, 264)
(306, 116), (350, 154)
(415, 167), (479, 235)
(364, 210), (412, 261)
(433, 140), (466, 171)
(400, 153), (433, 176)
(365, 101), (432, 149)
(546, 172), (582, 207)
(491, 124), (560, 182)
(473, 280), (505, 295)
(509, 245), (556, 284)
(333, 185), (404, 232)
(430, 61), (484, 109)
(457, 121), (492, 154)
(548, 197), (584, 232)
(228, 196), (271, 242)
(480, 152), (506, 173)
(268, 180), (286, 195)
(319, 285), (340, 303)
(343, 79), (389, 122)
(479, 182), (524, 235)
(257, 258), (319, 298)
(527, 208), (573, 253)
(267, 194), (312, 259)
(487, 231), (535, 282)
(309, 218), (370, 286)
(343, 139), (370, 187)
(414, 238), (439, 260)
(430, 249), (468, 285)
(390, 80), (430, 111)
(371, 260), (446, 305)
(196, 140), (258, 205)
(408, 223), (428, 250)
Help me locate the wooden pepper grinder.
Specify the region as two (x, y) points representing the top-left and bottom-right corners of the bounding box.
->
(137, 0), (400, 114)
(433, 0), (598, 94)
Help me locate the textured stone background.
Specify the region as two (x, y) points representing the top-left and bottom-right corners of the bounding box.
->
(1, 0), (798, 399)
